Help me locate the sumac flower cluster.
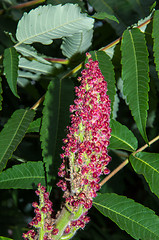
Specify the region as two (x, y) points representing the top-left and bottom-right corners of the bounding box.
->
(23, 53), (111, 239)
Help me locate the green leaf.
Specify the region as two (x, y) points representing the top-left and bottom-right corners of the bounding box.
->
(61, 29), (93, 58)
(152, 10), (159, 78)
(0, 161), (45, 189)
(94, 51), (116, 113)
(0, 237), (13, 240)
(3, 47), (19, 98)
(0, 77), (2, 111)
(16, 4), (94, 45)
(88, 0), (114, 15)
(93, 193), (159, 240)
(0, 109), (35, 172)
(27, 117), (41, 133)
(97, 51), (116, 112)
(40, 77), (74, 190)
(121, 28), (150, 143)
(109, 119), (138, 151)
(130, 152), (159, 198)
(92, 12), (119, 23)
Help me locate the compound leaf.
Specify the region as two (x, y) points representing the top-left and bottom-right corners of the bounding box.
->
(121, 28), (150, 143)
(16, 4), (94, 45)
(3, 47), (19, 98)
(130, 152), (159, 198)
(40, 77), (74, 191)
(94, 193), (159, 240)
(0, 109), (35, 172)
(61, 29), (93, 58)
(0, 161), (45, 189)
(109, 119), (138, 151)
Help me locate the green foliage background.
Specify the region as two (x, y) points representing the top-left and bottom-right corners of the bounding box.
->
(0, 0), (159, 240)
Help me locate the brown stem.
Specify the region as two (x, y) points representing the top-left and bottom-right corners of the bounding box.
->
(30, 94), (45, 110)
(0, 0), (45, 15)
(99, 159), (129, 187)
(100, 135), (159, 187)
(11, 0), (45, 9)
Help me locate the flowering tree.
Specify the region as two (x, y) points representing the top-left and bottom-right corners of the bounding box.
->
(0, 0), (159, 240)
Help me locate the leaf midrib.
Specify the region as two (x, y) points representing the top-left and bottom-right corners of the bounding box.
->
(94, 201), (159, 238)
(0, 175), (45, 183)
(0, 110), (28, 169)
(111, 133), (134, 151)
(134, 155), (159, 175)
(128, 30), (142, 128)
(16, 16), (88, 47)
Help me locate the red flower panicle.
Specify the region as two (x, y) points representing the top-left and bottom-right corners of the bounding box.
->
(57, 53), (111, 230)
(23, 53), (111, 239)
(22, 184), (58, 240)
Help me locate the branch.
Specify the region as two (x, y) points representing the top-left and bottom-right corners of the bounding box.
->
(0, 0), (46, 15)
(100, 135), (159, 187)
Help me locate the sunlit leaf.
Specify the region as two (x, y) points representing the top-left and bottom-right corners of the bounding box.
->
(15, 44), (51, 65)
(121, 28), (150, 143)
(16, 4), (94, 45)
(0, 109), (35, 172)
(94, 193), (159, 240)
(130, 152), (159, 198)
(3, 47), (19, 98)
(109, 119), (138, 151)
(0, 161), (45, 189)
(61, 29), (93, 58)
(19, 57), (53, 74)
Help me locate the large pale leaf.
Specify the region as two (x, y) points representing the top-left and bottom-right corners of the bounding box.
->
(16, 4), (94, 45)
(0, 161), (45, 189)
(0, 109), (35, 172)
(3, 47), (19, 98)
(121, 28), (150, 143)
(152, 10), (159, 78)
(40, 77), (74, 190)
(130, 152), (159, 198)
(15, 44), (51, 65)
(93, 193), (159, 240)
(18, 70), (41, 82)
(61, 29), (93, 58)
(109, 119), (138, 151)
(19, 57), (53, 74)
